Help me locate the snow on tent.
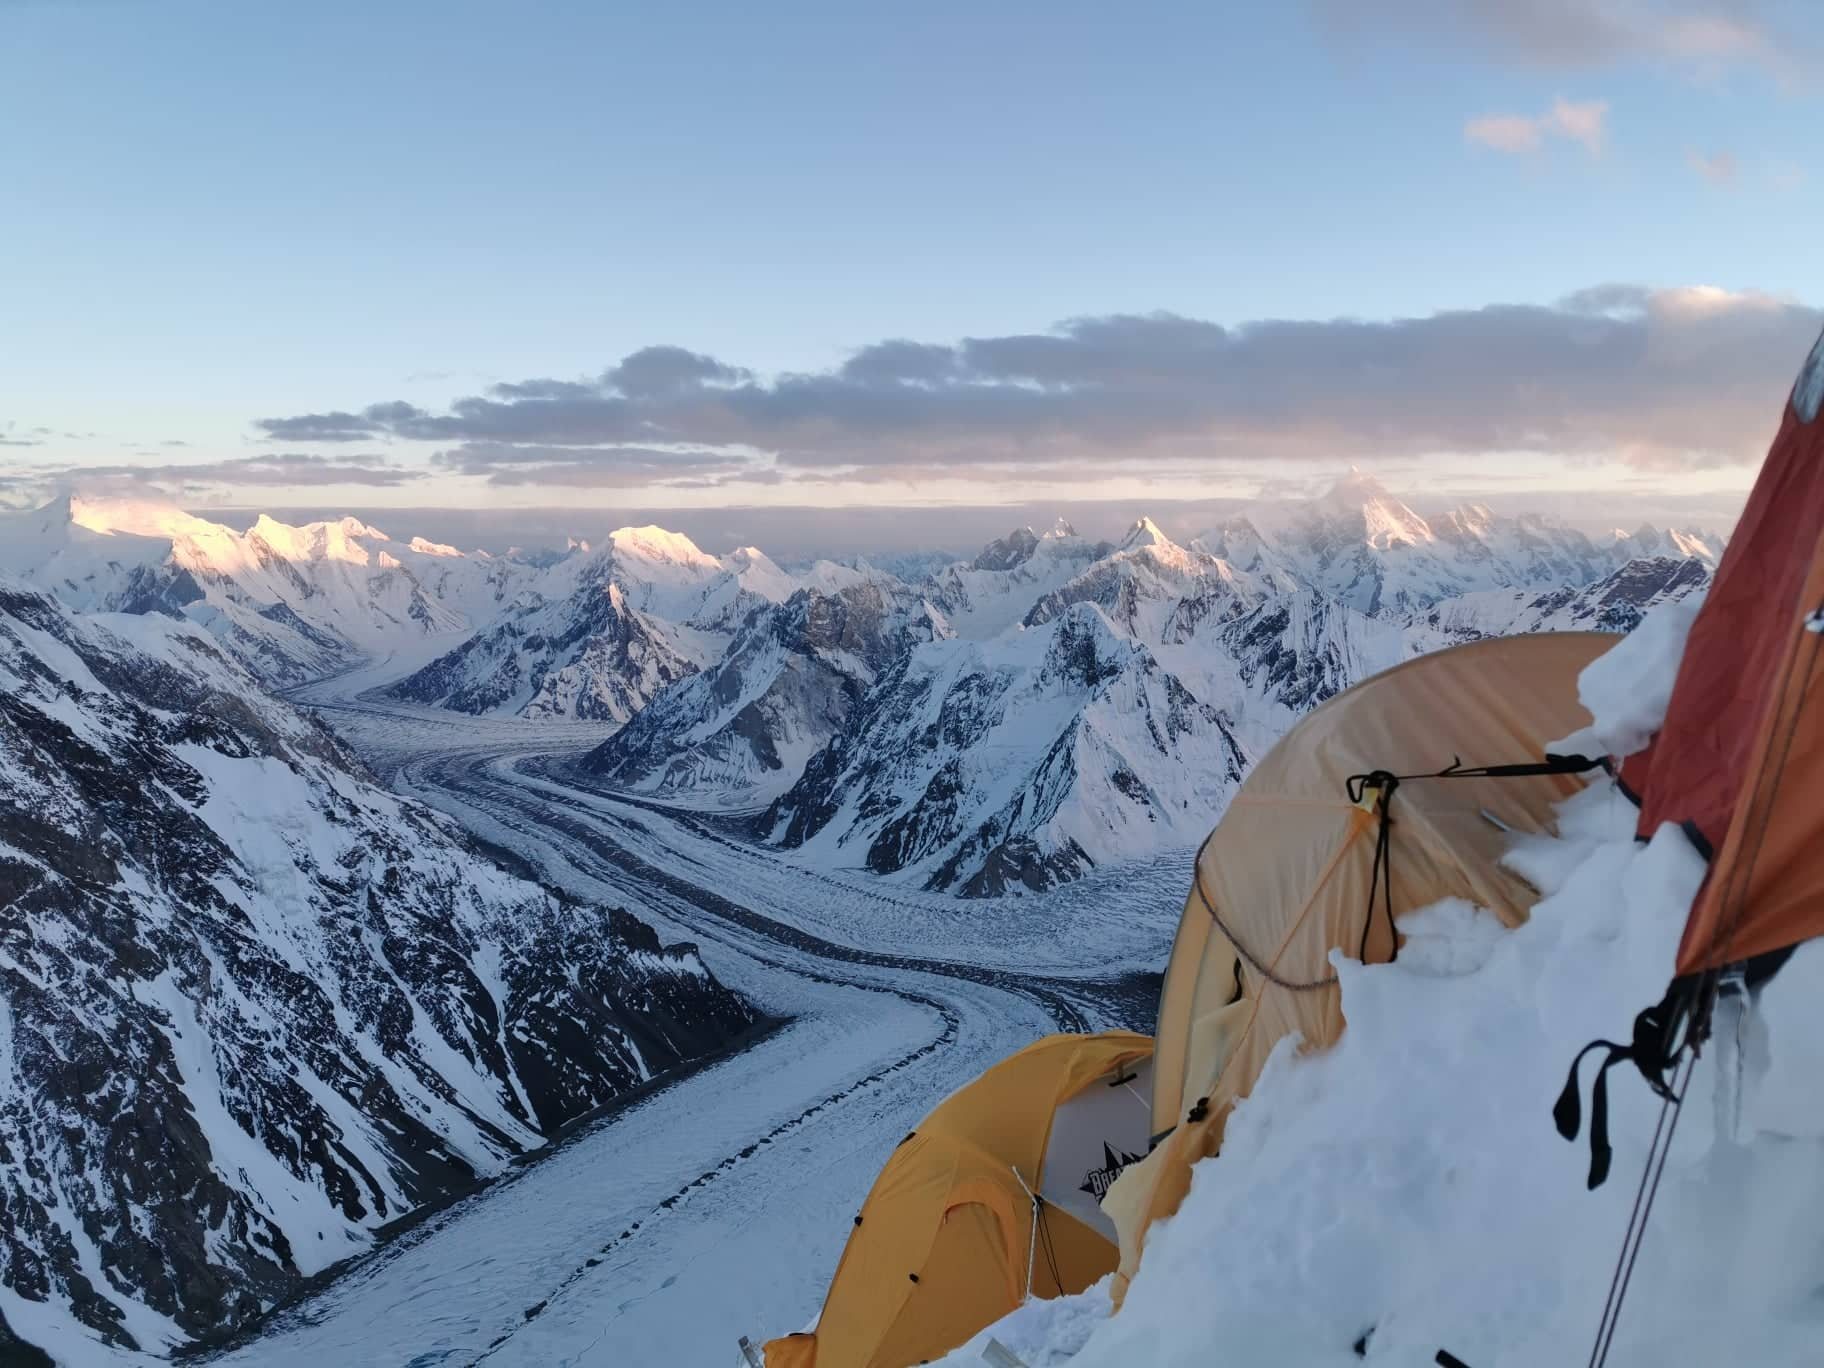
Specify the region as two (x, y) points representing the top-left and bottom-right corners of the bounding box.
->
(762, 1031), (1154, 1368)
(1104, 632), (1612, 1304)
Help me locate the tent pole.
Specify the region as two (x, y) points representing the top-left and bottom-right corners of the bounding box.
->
(1010, 1165), (1039, 1303)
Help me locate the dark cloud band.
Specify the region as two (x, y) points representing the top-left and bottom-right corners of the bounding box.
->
(254, 287), (1822, 478)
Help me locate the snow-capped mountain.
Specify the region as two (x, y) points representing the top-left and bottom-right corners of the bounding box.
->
(584, 574), (950, 802)
(766, 603), (1248, 896)
(922, 519), (1114, 639)
(0, 497), (543, 687)
(0, 583), (757, 1362)
(1152, 587), (1411, 756)
(1024, 517), (1269, 642)
(1407, 554), (1713, 647)
(388, 528), (796, 721)
(1202, 472), (1722, 617)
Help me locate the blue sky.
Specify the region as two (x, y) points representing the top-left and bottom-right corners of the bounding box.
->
(3, 0), (1822, 529)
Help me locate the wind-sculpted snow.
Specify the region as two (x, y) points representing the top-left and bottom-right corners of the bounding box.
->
(0, 585), (756, 1364)
(584, 577), (950, 802)
(767, 603), (1247, 896)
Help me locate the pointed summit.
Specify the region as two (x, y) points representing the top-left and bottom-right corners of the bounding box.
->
(1043, 517), (1079, 540)
(1121, 516), (1174, 551)
(608, 525), (716, 567)
(1317, 467), (1394, 508)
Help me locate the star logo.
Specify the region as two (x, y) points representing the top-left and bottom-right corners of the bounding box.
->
(1079, 1141), (1146, 1202)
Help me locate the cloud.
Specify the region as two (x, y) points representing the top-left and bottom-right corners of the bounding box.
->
(1466, 97), (1609, 155)
(0, 420), (46, 447)
(1687, 148), (1739, 184)
(253, 286), (1823, 478)
(27, 453), (428, 495)
(254, 401), (429, 443)
(429, 440), (765, 488)
(1312, 1), (1799, 78)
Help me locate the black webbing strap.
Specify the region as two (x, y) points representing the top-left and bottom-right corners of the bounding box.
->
(1553, 979), (1691, 1188)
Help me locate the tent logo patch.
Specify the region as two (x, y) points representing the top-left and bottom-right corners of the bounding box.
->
(1079, 1141), (1145, 1202)
(1797, 326), (1824, 424)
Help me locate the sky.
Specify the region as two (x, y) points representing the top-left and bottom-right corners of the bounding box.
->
(4, 0), (1823, 545)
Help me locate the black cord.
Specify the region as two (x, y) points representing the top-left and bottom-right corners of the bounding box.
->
(1356, 773), (1400, 965)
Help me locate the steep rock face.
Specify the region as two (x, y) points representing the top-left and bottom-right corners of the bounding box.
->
(1212, 591), (1409, 718)
(0, 586), (757, 1362)
(391, 572), (701, 721)
(585, 578), (948, 801)
(767, 604), (1247, 895)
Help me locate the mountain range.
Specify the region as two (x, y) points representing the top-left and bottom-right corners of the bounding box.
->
(1, 478), (1722, 900)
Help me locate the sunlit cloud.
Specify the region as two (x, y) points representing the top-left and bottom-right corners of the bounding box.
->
(1465, 97), (1609, 155)
(1686, 148), (1738, 184)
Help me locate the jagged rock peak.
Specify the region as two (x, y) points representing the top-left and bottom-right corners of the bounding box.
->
(971, 526), (1042, 571)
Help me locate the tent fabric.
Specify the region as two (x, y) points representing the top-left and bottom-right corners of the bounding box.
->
(1675, 532), (1824, 974)
(1647, 327), (1824, 976)
(764, 1031), (1153, 1368)
(1621, 324), (1824, 871)
(1109, 633), (1610, 1305)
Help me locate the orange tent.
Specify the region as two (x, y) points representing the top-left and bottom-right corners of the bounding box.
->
(1106, 633), (1608, 1305)
(1622, 323), (1824, 977)
(764, 1032), (1154, 1368)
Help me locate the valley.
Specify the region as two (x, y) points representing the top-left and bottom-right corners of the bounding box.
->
(202, 673), (1172, 1366)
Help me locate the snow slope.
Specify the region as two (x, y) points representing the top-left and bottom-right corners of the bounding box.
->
(0, 583), (757, 1365)
(937, 597), (1824, 1368)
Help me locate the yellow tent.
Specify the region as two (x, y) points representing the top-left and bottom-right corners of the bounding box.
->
(1105, 632), (1611, 1305)
(765, 1031), (1154, 1368)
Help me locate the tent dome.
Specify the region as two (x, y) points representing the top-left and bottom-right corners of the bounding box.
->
(1109, 632), (1611, 1303)
(764, 1031), (1153, 1368)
